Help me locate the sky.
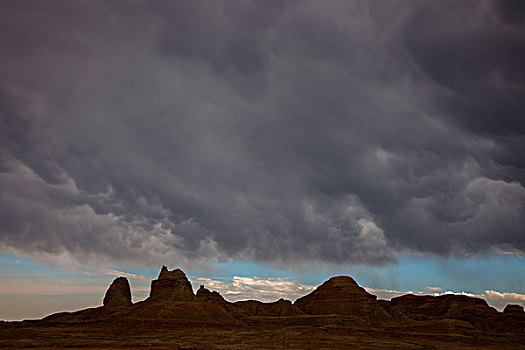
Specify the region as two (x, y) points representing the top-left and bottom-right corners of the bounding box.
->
(0, 0), (524, 320)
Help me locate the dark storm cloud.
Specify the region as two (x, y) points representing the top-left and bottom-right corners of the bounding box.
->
(0, 0), (523, 267)
(404, 1), (525, 172)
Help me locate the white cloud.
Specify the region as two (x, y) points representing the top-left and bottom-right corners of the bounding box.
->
(424, 286), (444, 292)
(191, 276), (316, 303)
(365, 287), (416, 300)
(466, 290), (525, 311)
(96, 268), (148, 281)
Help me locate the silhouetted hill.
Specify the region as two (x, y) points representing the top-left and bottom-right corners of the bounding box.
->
(294, 276), (391, 323)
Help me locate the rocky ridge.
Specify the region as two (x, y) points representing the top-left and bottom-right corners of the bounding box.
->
(6, 266), (524, 349)
(59, 266), (525, 335)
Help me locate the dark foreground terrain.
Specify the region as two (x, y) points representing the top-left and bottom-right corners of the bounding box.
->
(1, 267), (524, 349)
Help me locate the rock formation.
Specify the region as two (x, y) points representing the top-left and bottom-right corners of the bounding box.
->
(12, 266), (525, 347)
(103, 277), (132, 307)
(294, 276), (391, 322)
(195, 285), (231, 309)
(196, 285), (223, 301)
(195, 285), (212, 299)
(98, 267), (525, 332)
(380, 293), (524, 333)
(194, 285), (303, 316)
(385, 294), (498, 321)
(503, 304), (525, 315)
(147, 266), (195, 302)
(234, 298), (304, 317)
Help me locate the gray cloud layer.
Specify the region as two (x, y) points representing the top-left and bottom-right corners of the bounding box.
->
(0, 0), (524, 267)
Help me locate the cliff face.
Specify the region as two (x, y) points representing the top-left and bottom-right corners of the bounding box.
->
(147, 266), (195, 302)
(103, 277), (132, 307)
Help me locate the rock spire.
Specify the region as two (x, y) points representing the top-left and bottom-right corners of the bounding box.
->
(103, 277), (132, 307)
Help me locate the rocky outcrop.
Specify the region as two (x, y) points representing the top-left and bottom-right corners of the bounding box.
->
(194, 285), (304, 317)
(195, 285), (212, 299)
(195, 285), (231, 309)
(379, 294), (430, 321)
(234, 298), (305, 317)
(385, 294), (498, 321)
(147, 266), (195, 303)
(294, 276), (391, 322)
(196, 285), (224, 302)
(380, 293), (525, 333)
(16, 267), (525, 343)
(103, 277), (132, 307)
(503, 304), (525, 315)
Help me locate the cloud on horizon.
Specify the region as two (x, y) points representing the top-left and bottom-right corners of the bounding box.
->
(192, 275), (316, 303)
(0, 0), (524, 268)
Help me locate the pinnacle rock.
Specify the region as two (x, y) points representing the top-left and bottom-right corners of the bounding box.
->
(103, 277), (132, 307)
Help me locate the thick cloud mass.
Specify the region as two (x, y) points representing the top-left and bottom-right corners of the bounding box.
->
(0, 0), (524, 267)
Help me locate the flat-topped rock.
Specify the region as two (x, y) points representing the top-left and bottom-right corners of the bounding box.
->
(147, 266), (195, 302)
(103, 277), (132, 307)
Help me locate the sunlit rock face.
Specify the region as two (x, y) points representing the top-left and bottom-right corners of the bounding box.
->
(294, 276), (391, 322)
(103, 277), (132, 307)
(147, 266), (195, 302)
